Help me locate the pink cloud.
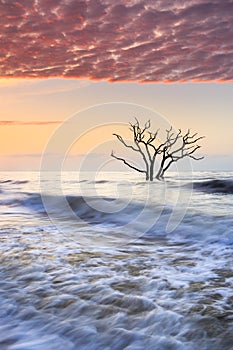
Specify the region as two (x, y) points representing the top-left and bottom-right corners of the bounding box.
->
(0, 0), (232, 82)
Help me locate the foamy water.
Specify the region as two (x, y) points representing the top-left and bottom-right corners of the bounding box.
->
(0, 171), (233, 350)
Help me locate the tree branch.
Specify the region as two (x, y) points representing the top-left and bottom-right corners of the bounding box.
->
(111, 151), (146, 174)
(112, 119), (204, 181)
(112, 133), (139, 152)
(156, 128), (204, 179)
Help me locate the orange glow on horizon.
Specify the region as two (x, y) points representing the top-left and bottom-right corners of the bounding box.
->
(0, 124), (130, 156)
(1, 76), (233, 85)
(0, 124), (59, 154)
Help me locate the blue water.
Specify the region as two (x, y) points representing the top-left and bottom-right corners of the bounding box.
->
(0, 171), (233, 350)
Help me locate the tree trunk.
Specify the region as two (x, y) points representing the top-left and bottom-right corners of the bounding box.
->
(143, 161), (149, 181)
(149, 160), (155, 181)
(156, 156), (165, 180)
(156, 170), (164, 180)
(156, 170), (162, 180)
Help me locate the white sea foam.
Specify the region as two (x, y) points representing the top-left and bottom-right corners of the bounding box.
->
(0, 171), (233, 349)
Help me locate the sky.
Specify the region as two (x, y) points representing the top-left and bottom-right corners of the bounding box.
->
(0, 0), (233, 171)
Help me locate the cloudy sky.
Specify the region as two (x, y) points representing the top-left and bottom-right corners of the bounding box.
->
(0, 0), (233, 170)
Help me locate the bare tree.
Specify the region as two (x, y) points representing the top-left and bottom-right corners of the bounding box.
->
(111, 119), (204, 181)
(111, 118), (160, 181)
(155, 127), (204, 180)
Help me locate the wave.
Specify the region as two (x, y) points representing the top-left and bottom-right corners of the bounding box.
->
(2, 189), (233, 244)
(0, 180), (28, 185)
(193, 179), (233, 194)
(22, 193), (157, 221)
(0, 180), (12, 184)
(92, 180), (110, 184)
(6, 192), (171, 239)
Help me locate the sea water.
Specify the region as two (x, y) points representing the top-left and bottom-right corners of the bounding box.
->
(0, 171), (233, 350)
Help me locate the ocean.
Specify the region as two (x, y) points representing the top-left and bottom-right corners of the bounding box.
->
(0, 171), (233, 350)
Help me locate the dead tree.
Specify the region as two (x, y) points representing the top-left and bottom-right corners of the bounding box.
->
(111, 119), (160, 181)
(111, 119), (204, 181)
(155, 127), (204, 180)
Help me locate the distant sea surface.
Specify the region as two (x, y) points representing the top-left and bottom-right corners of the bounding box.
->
(0, 171), (233, 350)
